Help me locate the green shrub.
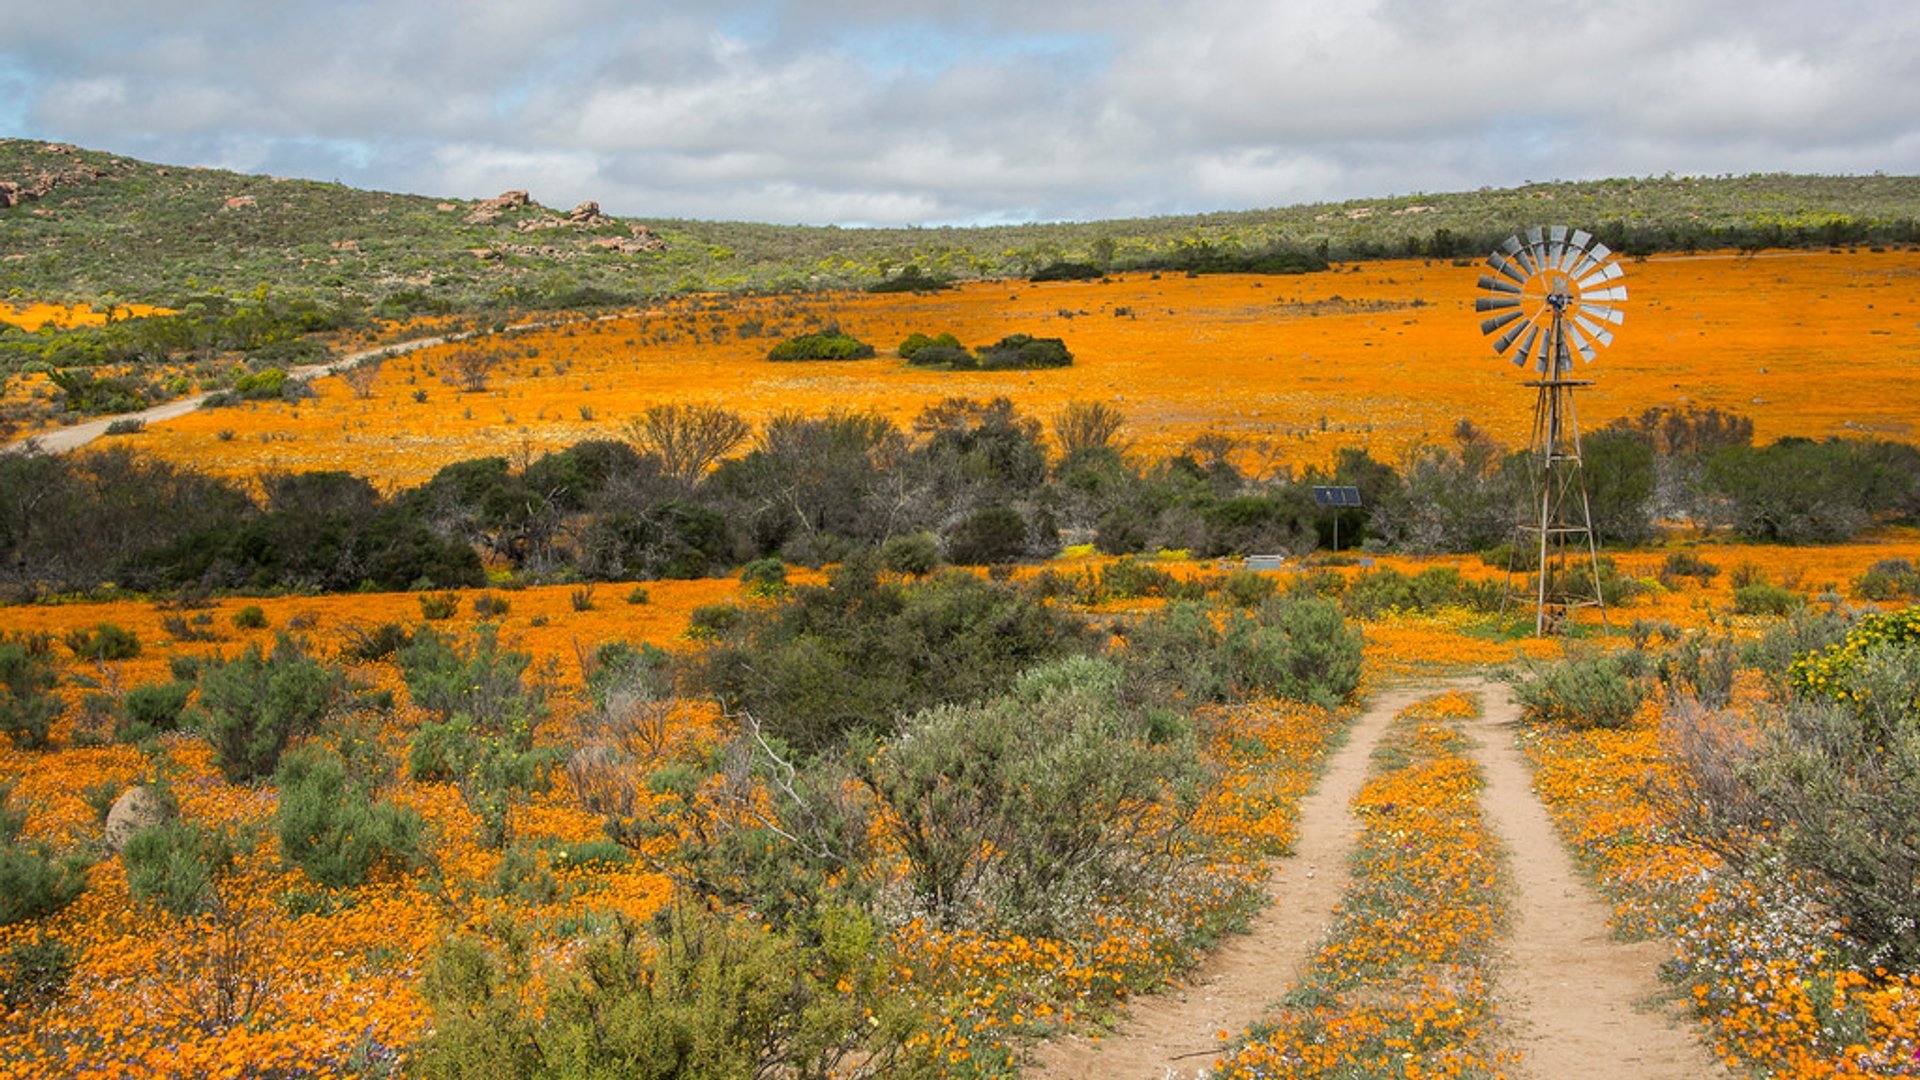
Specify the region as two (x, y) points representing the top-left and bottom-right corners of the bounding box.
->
(418, 905), (911, 1080)
(485, 843), (558, 904)
(1660, 550), (1721, 583)
(1340, 566), (1500, 619)
(471, 592), (510, 619)
(695, 560), (1092, 757)
(739, 557), (788, 598)
(0, 786), (88, 925)
(231, 605), (269, 630)
(945, 504), (1029, 565)
(1854, 558), (1920, 601)
(276, 748), (423, 888)
(1512, 653), (1646, 729)
(684, 602), (743, 640)
(854, 655), (1204, 935)
(1219, 569), (1279, 608)
(64, 622), (140, 661)
(1664, 667), (1920, 968)
(117, 680), (193, 743)
(973, 333), (1073, 370)
(409, 717), (480, 783)
(897, 331), (963, 360)
(418, 592), (460, 620)
(1787, 607), (1920, 715)
(867, 265), (951, 293)
(1030, 260), (1103, 282)
(1122, 594), (1362, 708)
(1100, 557), (1180, 600)
(123, 818), (230, 916)
(399, 624), (546, 733)
(233, 367), (289, 399)
(339, 620), (414, 663)
(0, 642), (62, 750)
(624, 585), (651, 605)
(103, 417), (144, 436)
(877, 531), (940, 576)
(766, 329), (875, 363)
(0, 934), (73, 1011)
(197, 634), (342, 783)
(1733, 582), (1803, 617)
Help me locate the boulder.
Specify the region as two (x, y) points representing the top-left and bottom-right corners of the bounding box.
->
(104, 785), (170, 852)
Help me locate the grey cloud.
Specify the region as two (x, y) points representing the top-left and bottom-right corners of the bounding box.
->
(4, 0), (1918, 225)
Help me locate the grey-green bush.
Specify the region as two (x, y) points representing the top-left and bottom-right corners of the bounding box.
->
(1122, 594), (1362, 708)
(123, 818), (231, 916)
(1512, 652), (1646, 729)
(197, 635), (341, 782)
(275, 747), (423, 888)
(0, 641), (61, 750)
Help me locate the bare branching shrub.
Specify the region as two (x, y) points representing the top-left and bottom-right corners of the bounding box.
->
(622, 403), (751, 488)
(1052, 400), (1128, 457)
(441, 347), (498, 393)
(337, 359), (381, 399)
(1655, 646), (1920, 967)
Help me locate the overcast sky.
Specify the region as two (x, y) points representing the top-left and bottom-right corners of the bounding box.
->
(4, 1), (1916, 226)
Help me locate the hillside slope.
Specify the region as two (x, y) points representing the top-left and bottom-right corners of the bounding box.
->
(5, 138), (1920, 311)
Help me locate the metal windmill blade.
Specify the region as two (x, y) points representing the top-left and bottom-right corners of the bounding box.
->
(1477, 227), (1626, 375)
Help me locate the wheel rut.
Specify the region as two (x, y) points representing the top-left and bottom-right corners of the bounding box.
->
(1030, 678), (1732, 1079)
(1029, 685), (1424, 1079)
(1466, 678), (1731, 1080)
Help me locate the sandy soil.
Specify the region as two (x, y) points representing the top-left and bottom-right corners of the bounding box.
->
(1029, 685), (1425, 1079)
(1468, 678), (1731, 1080)
(1027, 679), (1731, 1079)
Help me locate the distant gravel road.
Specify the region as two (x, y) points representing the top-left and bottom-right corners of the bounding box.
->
(3, 311), (643, 457)
(4, 334), (451, 455)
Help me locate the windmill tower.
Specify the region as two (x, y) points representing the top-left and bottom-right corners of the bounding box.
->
(1475, 227), (1627, 636)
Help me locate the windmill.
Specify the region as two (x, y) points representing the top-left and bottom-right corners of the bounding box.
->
(1475, 226), (1626, 636)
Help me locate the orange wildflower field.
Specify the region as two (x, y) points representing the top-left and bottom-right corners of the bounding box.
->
(91, 248), (1920, 487)
(0, 302), (174, 333)
(3, 531), (1920, 1075)
(6, 252), (1920, 1076)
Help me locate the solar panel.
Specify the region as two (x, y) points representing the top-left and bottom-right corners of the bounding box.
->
(1312, 485), (1362, 508)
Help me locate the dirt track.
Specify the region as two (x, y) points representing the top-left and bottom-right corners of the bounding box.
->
(1027, 679), (1729, 1079)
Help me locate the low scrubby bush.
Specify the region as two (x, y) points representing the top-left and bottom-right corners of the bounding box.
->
(123, 818), (231, 916)
(64, 622), (140, 661)
(276, 748), (423, 888)
(1854, 558), (1920, 601)
(0, 640), (61, 750)
(1733, 582), (1803, 617)
(695, 559), (1091, 756)
(1512, 652), (1646, 729)
(1122, 594), (1362, 708)
(197, 635), (342, 782)
(854, 655), (1204, 935)
(418, 904), (911, 1080)
(0, 786), (88, 925)
(117, 680), (193, 743)
(0, 934), (73, 1011)
(766, 329), (875, 363)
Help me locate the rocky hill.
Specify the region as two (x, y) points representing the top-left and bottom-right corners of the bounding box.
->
(5, 138), (1920, 312)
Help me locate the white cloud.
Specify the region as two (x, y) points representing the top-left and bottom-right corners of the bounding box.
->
(4, 0), (1918, 224)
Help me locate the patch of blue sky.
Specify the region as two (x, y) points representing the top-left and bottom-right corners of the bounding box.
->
(830, 20), (1111, 78)
(0, 56), (36, 134)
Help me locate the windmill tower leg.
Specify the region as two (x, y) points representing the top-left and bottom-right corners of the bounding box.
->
(1520, 371), (1608, 635)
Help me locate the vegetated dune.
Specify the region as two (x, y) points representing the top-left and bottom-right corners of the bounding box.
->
(99, 248), (1920, 488)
